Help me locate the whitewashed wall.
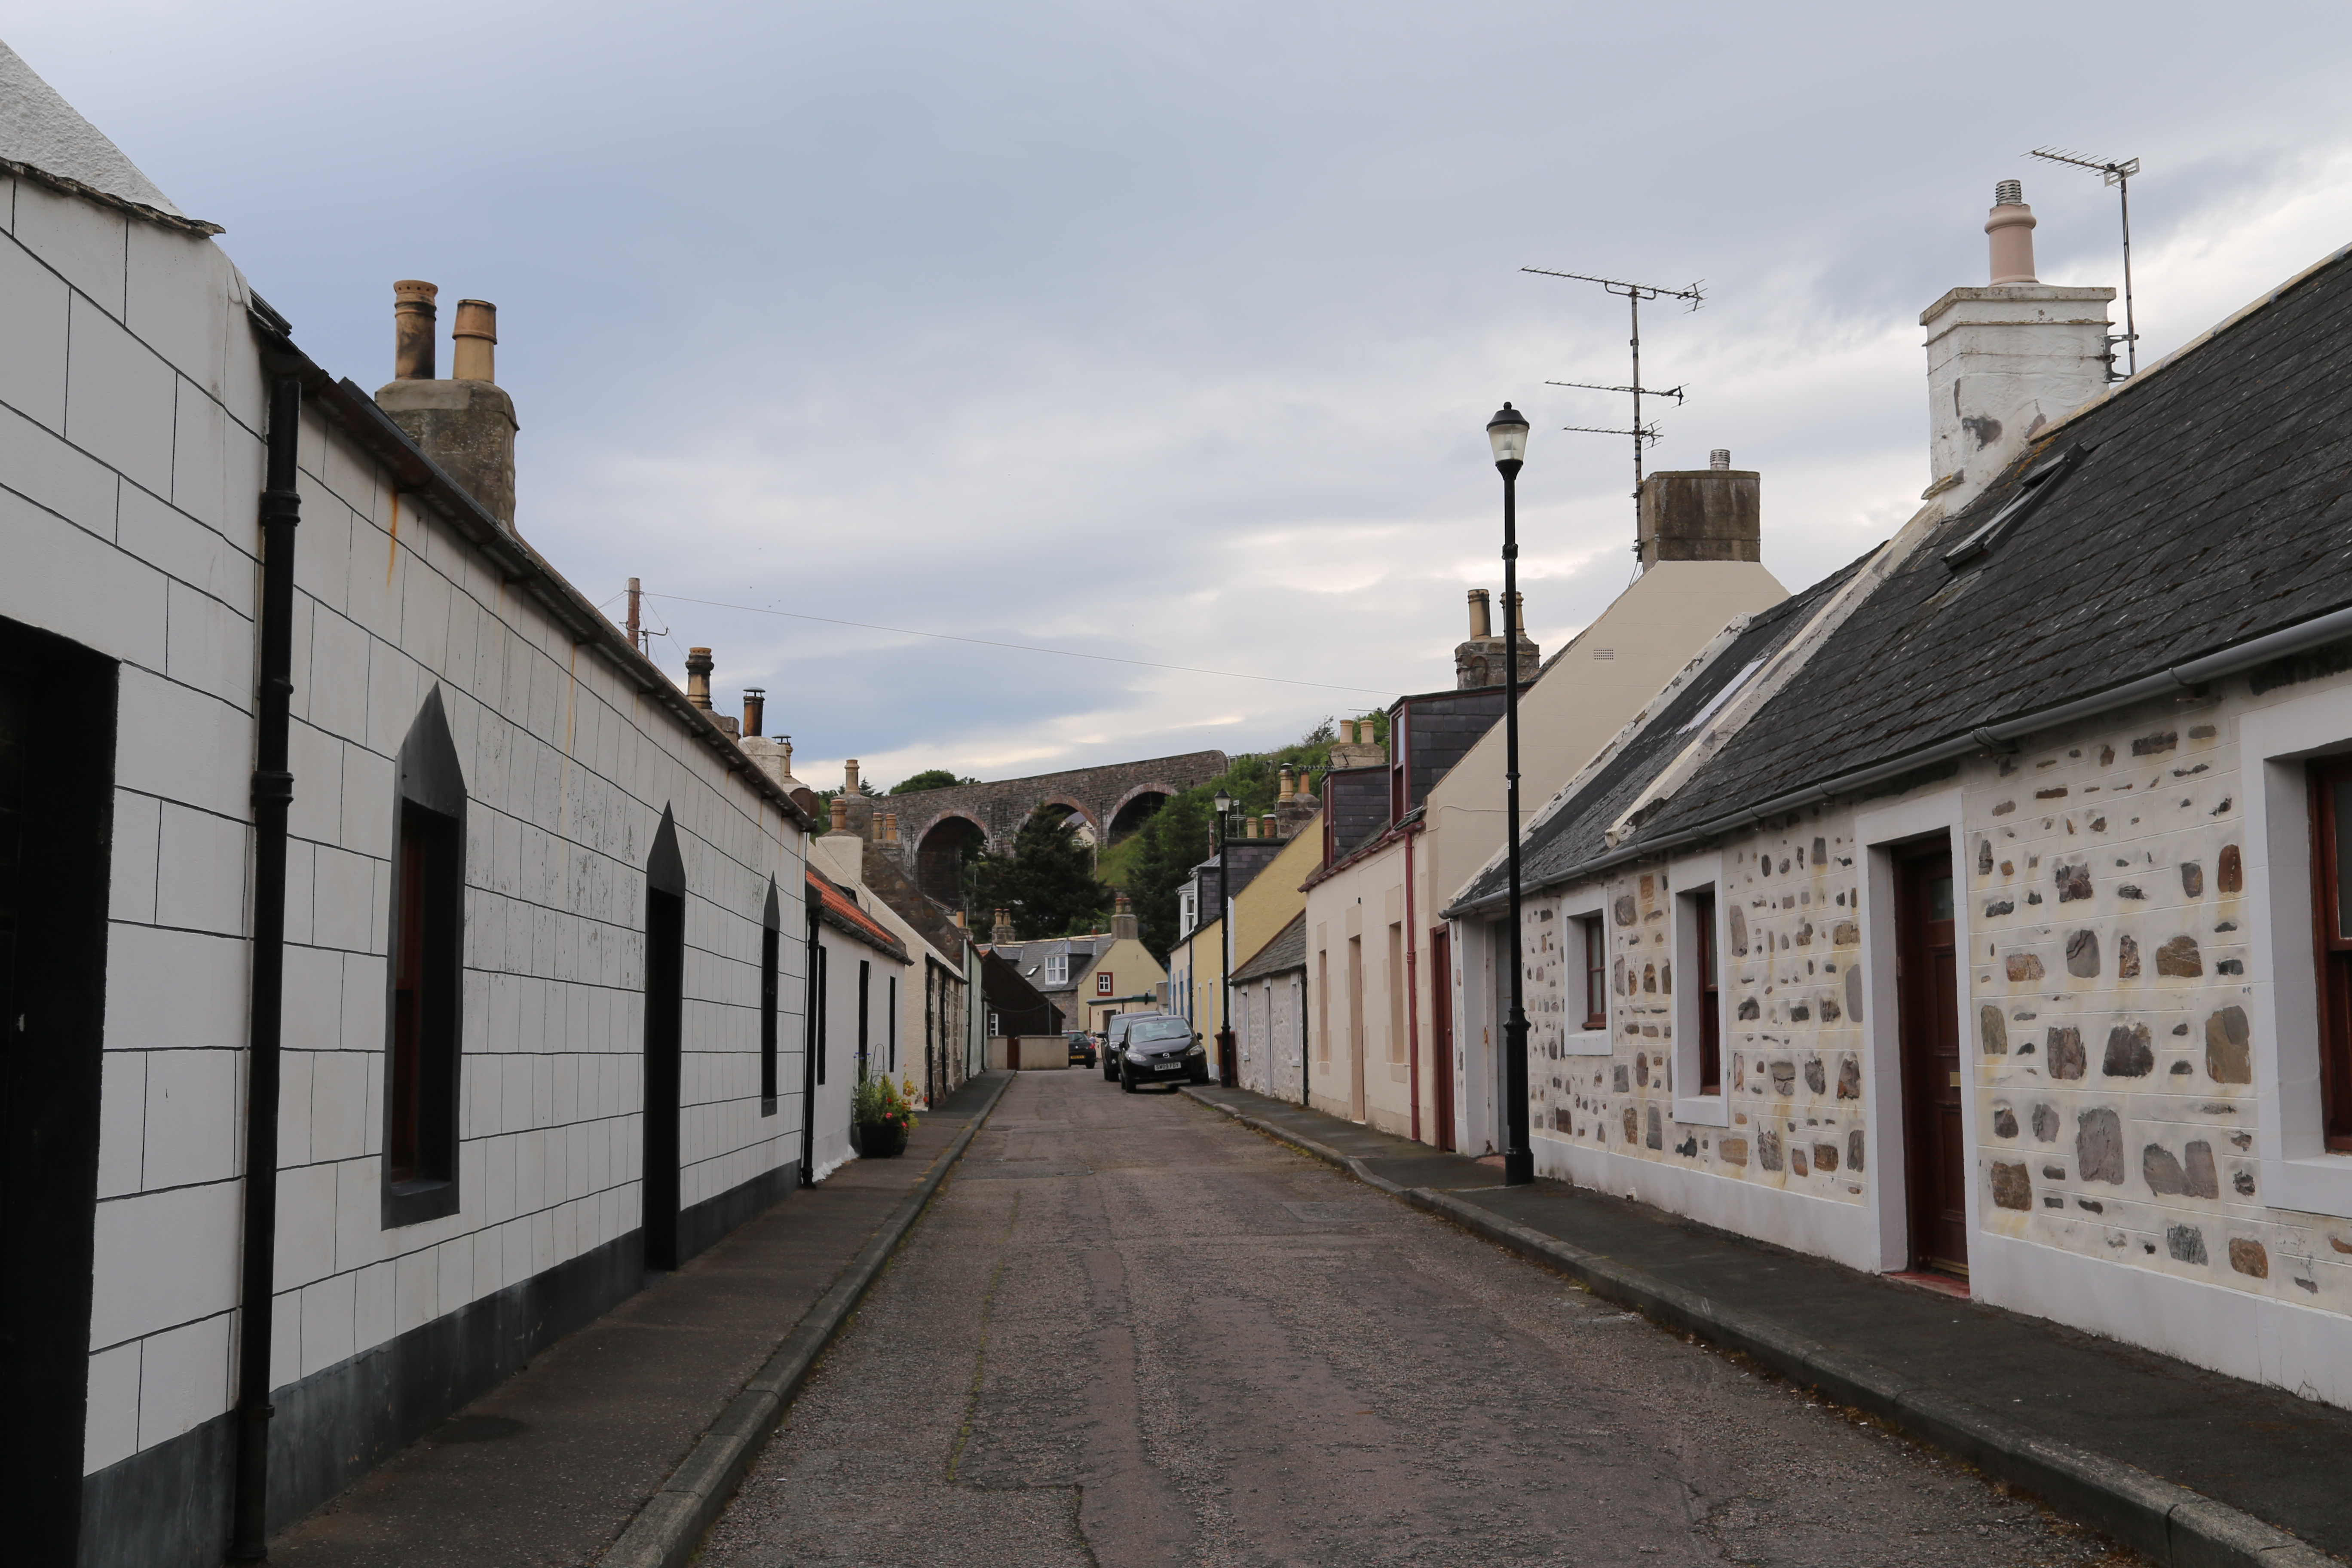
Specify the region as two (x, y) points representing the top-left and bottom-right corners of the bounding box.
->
(0, 169), (811, 1553)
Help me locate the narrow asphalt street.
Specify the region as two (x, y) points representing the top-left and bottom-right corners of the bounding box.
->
(699, 1072), (2135, 1568)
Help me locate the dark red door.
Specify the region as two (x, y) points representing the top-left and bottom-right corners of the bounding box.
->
(1429, 928), (1455, 1151)
(1896, 845), (1966, 1275)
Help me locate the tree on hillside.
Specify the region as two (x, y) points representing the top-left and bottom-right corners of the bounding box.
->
(966, 812), (1110, 939)
(1124, 792), (1210, 962)
(890, 768), (979, 794)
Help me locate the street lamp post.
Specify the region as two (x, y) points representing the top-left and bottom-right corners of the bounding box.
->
(1213, 787), (1237, 1087)
(1487, 402), (1534, 1187)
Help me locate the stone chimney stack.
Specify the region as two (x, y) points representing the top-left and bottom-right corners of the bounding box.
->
(1111, 893), (1138, 941)
(1920, 182), (2115, 512)
(1456, 587), (1540, 688)
(830, 759), (875, 837)
(685, 648), (714, 709)
(1330, 719), (1387, 770)
(742, 730), (802, 797)
(1637, 459), (1761, 569)
(375, 282), (520, 529)
(991, 907), (1016, 945)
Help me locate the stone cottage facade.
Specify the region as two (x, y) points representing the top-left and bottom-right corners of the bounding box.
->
(0, 50), (824, 1565)
(1445, 190), (2352, 1408)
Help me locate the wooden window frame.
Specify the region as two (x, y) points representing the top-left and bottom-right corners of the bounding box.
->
(1694, 888), (1721, 1095)
(383, 692), (466, 1228)
(1579, 915), (1608, 1031)
(2310, 758), (2352, 1150)
(760, 881), (781, 1115)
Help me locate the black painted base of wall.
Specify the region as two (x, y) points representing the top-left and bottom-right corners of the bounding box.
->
(76, 1159), (802, 1568)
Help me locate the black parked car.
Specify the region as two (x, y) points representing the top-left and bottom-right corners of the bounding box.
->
(1116, 1014), (1207, 1092)
(1067, 1031), (1096, 1067)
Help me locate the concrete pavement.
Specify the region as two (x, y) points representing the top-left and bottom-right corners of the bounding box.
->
(264, 1071), (1011, 1568)
(699, 1069), (2138, 1567)
(1188, 1084), (2352, 1568)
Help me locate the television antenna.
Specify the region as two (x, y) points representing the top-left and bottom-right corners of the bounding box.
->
(2027, 147), (2141, 378)
(1522, 268), (1703, 548)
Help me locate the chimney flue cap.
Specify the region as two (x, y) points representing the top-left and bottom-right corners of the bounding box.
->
(1994, 179), (2024, 207)
(1709, 448), (1730, 470)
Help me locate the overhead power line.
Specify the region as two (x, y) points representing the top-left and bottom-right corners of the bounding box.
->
(639, 591), (1406, 698)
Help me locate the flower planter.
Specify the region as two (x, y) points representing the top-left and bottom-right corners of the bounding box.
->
(855, 1119), (909, 1159)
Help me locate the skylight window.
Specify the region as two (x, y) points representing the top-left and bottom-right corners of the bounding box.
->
(1943, 445), (2086, 570)
(1681, 658), (1766, 734)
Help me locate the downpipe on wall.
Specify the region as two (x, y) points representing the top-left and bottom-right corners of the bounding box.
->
(229, 370), (302, 1561)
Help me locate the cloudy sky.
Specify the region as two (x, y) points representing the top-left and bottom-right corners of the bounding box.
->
(11, 3), (2352, 791)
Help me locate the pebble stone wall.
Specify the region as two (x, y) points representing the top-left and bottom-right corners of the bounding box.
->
(1523, 675), (2352, 1341)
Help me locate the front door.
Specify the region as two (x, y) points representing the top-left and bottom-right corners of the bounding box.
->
(1429, 928), (1455, 1151)
(0, 622), (116, 1560)
(1895, 844), (1966, 1275)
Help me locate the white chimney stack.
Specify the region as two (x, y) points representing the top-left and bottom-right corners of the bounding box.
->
(1918, 181), (2115, 512)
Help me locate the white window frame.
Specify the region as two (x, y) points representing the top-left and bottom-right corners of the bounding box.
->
(1558, 888), (1613, 1055)
(1669, 849), (1730, 1127)
(2241, 688), (2352, 1218)
(1179, 887), (1198, 937)
(1045, 949), (1069, 986)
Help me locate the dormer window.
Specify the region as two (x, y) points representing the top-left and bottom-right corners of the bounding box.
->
(1045, 951), (1069, 986)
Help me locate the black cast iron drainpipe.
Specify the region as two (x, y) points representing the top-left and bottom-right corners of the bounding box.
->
(229, 369), (302, 1560)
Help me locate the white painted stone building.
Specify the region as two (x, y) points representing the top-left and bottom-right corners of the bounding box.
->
(0, 44), (827, 1565)
(1445, 187), (2352, 1410)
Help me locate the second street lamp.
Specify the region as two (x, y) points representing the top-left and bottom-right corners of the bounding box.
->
(1487, 401), (1534, 1187)
(1213, 787), (1237, 1087)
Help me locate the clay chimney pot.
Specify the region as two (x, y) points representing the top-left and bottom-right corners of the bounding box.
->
(452, 298), (498, 383)
(1987, 184), (2038, 285)
(392, 280), (438, 380)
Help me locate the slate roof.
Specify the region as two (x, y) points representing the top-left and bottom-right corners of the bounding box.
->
(1450, 560), (1868, 913)
(1459, 242), (2352, 903)
(1619, 244), (2352, 854)
(807, 867), (909, 960)
(1232, 911), (1308, 983)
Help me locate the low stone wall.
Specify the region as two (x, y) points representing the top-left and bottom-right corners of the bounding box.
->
(986, 1036), (1072, 1071)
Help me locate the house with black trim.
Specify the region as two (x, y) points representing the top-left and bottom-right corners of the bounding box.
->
(0, 44), (827, 1564)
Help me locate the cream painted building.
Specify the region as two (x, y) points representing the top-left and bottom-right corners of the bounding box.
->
(1304, 508), (1785, 1147)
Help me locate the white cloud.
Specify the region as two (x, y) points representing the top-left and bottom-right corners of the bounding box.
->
(9, 1), (2351, 783)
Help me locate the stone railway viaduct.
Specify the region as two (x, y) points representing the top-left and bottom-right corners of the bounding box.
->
(889, 750), (1228, 901)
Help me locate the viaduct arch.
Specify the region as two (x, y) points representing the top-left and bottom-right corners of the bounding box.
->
(897, 749), (1228, 903)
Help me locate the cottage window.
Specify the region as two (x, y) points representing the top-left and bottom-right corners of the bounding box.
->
(2311, 758), (2352, 1148)
(1046, 950), (1069, 986)
(1580, 916), (1608, 1030)
(387, 802), (459, 1186)
(760, 881), (781, 1115)
(1667, 856), (1730, 1127)
(1096, 970), (1114, 996)
(383, 691), (466, 1227)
